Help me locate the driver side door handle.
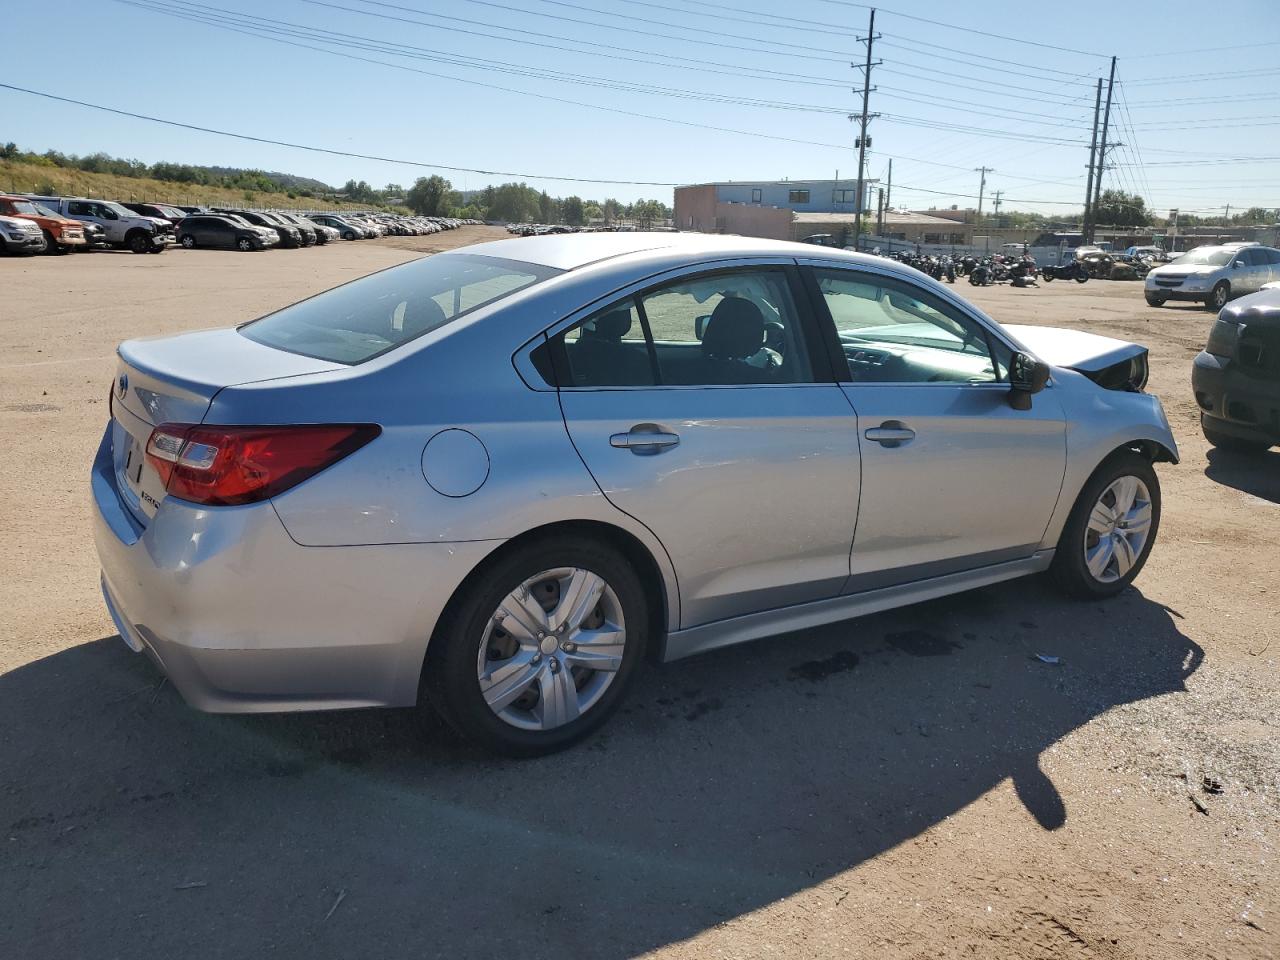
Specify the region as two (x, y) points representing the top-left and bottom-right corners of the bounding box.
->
(864, 422), (916, 447)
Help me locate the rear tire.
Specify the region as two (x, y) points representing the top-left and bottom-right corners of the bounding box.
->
(422, 534), (648, 757)
(180, 234), (196, 249)
(1050, 452), (1160, 599)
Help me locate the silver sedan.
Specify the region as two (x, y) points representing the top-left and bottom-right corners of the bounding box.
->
(93, 234), (1177, 755)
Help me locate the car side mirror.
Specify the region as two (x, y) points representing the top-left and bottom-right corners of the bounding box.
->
(1232, 260), (1243, 269)
(694, 314), (711, 340)
(1008, 351), (1050, 410)
(103, 209), (118, 220)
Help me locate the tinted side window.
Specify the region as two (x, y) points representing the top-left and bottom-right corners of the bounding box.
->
(639, 269), (815, 385)
(815, 269), (1008, 384)
(68, 201), (91, 216)
(554, 300), (656, 387)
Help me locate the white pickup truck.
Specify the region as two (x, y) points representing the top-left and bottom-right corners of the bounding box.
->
(28, 196), (174, 253)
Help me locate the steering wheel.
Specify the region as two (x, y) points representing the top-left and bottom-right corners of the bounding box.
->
(763, 321), (786, 354)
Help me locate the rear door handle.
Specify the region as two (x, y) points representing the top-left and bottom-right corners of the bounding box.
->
(864, 422), (915, 447)
(610, 426), (680, 453)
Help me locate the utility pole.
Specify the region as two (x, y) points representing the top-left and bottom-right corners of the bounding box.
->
(992, 190), (1003, 222)
(1082, 77), (1103, 242)
(884, 157), (892, 215)
(876, 187), (885, 235)
(1090, 55), (1118, 240)
(974, 166), (993, 225)
(851, 8), (880, 249)
(1223, 204), (1231, 227)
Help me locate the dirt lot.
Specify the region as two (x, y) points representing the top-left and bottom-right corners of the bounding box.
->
(1, 235), (1276, 959)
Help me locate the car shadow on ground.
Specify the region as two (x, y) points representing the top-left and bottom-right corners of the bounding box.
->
(1205, 446), (1280, 504)
(1, 579), (1199, 959)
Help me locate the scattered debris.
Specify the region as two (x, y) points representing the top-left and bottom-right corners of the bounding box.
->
(174, 881), (207, 891)
(1202, 775), (1224, 795)
(323, 888), (347, 921)
(1033, 654), (1061, 665)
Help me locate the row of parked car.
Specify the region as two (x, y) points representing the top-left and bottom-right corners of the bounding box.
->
(0, 194), (478, 255)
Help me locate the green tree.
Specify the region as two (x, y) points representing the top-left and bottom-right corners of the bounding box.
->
(601, 198), (621, 224)
(485, 182), (541, 222)
(406, 175), (453, 216)
(538, 191), (557, 224)
(562, 195), (585, 225)
(1094, 189), (1149, 227)
(583, 202), (603, 223)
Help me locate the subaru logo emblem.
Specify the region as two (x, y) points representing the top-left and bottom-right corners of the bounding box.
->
(117, 374), (129, 399)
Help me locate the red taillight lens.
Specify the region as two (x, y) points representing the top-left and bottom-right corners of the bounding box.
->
(145, 423), (380, 506)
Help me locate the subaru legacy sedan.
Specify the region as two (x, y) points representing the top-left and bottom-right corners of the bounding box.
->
(93, 234), (1177, 755)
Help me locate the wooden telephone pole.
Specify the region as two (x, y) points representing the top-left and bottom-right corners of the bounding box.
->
(851, 8), (880, 247)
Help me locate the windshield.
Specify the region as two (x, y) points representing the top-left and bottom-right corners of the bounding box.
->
(104, 202), (136, 219)
(240, 254), (560, 364)
(7, 200), (40, 215)
(1173, 248), (1232, 266)
(32, 202), (58, 217)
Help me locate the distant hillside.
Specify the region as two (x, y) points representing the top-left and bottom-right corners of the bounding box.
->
(201, 166), (334, 194)
(0, 158), (387, 212)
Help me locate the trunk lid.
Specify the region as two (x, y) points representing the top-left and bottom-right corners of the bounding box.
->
(110, 328), (343, 524)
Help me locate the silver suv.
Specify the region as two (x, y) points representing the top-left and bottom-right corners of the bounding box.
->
(1145, 242), (1280, 310)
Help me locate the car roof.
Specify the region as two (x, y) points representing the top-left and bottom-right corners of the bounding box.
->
(449, 231), (882, 272)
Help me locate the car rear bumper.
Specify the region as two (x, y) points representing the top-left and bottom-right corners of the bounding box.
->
(1192, 350), (1280, 443)
(91, 425), (501, 713)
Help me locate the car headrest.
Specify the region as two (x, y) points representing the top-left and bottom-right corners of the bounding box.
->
(402, 297), (448, 337)
(702, 297), (765, 360)
(590, 309), (634, 340)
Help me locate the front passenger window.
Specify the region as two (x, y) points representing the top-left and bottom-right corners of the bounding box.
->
(816, 269), (1008, 384)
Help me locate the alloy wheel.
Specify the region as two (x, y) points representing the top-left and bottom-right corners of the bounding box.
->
(1083, 475), (1153, 583)
(475, 567), (626, 731)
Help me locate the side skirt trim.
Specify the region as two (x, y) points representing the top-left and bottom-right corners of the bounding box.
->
(662, 550), (1055, 662)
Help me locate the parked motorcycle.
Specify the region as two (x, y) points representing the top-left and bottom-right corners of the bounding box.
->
(1041, 261), (1089, 283)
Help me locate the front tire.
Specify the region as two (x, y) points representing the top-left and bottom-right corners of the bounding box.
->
(237, 237), (254, 252)
(1207, 281), (1230, 311)
(422, 535), (648, 756)
(1145, 292), (1166, 307)
(1050, 452), (1160, 599)
(343, 230), (357, 241)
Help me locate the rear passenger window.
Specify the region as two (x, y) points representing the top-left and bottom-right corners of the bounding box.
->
(545, 269), (816, 388)
(556, 300), (655, 387)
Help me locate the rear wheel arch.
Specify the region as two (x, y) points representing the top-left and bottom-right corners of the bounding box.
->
(423, 519), (673, 678)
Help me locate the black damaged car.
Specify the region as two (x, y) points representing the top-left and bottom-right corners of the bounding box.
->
(1193, 287), (1280, 453)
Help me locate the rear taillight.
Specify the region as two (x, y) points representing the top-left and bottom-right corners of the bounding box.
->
(144, 423), (380, 506)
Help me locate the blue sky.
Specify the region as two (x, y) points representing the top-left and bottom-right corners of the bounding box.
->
(4, 0), (1279, 212)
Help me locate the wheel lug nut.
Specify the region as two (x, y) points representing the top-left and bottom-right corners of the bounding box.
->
(532, 653), (541, 664)
(563, 642), (577, 653)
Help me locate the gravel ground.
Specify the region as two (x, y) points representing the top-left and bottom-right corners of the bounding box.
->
(1, 237), (1276, 959)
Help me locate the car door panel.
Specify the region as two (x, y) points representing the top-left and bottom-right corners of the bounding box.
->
(799, 259), (1068, 591)
(559, 386), (860, 626)
(840, 383), (1066, 588)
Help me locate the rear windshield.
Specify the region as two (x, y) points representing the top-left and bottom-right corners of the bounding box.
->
(239, 254), (560, 364)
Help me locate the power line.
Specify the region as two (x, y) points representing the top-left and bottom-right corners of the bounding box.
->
(875, 31), (1098, 79)
(116, 0), (878, 149)
(0, 81), (688, 185)
(120, 0), (853, 115)
(456, 0), (857, 58)
(877, 39), (1097, 86)
(806, 0), (1108, 58)
(336, 0), (848, 62)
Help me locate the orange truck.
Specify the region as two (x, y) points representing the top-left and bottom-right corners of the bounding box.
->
(0, 195), (86, 253)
